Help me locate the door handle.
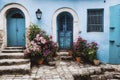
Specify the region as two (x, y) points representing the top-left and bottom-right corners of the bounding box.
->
(16, 29), (18, 32)
(23, 34), (25, 40)
(116, 45), (120, 47)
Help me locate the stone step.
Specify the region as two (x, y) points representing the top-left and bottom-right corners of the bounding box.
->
(0, 43), (2, 46)
(60, 56), (73, 60)
(0, 40), (3, 45)
(0, 59), (29, 65)
(5, 47), (25, 50)
(113, 74), (120, 79)
(57, 52), (69, 56)
(0, 53), (26, 59)
(0, 39), (3, 41)
(0, 63), (30, 75)
(101, 66), (115, 72)
(2, 49), (23, 53)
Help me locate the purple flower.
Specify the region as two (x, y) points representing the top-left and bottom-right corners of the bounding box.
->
(53, 42), (58, 48)
(43, 50), (50, 56)
(78, 37), (82, 41)
(50, 35), (52, 39)
(45, 45), (48, 49)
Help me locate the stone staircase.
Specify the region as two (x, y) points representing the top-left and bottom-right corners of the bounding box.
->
(0, 47), (30, 75)
(57, 51), (73, 61)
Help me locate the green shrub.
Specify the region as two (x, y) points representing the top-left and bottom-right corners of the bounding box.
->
(28, 24), (41, 41)
(86, 42), (98, 62)
(73, 36), (98, 63)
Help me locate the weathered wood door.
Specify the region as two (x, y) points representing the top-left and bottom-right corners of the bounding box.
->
(7, 9), (25, 47)
(57, 12), (73, 50)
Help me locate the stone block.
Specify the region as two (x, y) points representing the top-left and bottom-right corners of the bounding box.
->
(94, 67), (102, 74)
(90, 75), (100, 80)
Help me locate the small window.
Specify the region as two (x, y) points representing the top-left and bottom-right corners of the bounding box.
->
(87, 9), (104, 32)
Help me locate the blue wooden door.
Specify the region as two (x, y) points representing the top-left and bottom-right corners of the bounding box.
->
(57, 12), (73, 50)
(110, 5), (120, 64)
(7, 10), (25, 47)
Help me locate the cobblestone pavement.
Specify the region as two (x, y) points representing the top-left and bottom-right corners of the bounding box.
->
(0, 60), (120, 80)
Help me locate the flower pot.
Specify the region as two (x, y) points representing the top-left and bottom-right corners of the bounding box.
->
(93, 59), (99, 65)
(38, 59), (43, 65)
(68, 50), (73, 56)
(76, 57), (81, 62)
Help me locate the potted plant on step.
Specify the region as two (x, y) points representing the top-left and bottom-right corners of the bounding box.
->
(74, 52), (81, 62)
(73, 37), (87, 62)
(34, 54), (44, 65)
(24, 34), (58, 65)
(86, 42), (99, 65)
(24, 24), (58, 65)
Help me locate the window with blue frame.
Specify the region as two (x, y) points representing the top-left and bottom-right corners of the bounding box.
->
(87, 9), (104, 32)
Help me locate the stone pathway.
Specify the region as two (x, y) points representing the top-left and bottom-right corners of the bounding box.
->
(0, 60), (120, 80)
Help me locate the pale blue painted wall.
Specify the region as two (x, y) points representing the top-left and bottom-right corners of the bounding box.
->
(0, 0), (110, 63)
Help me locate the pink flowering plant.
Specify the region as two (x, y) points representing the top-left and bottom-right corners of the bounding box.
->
(73, 37), (87, 57)
(24, 33), (58, 63)
(73, 36), (99, 63)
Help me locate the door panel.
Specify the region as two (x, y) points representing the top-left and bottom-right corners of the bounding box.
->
(7, 19), (17, 46)
(57, 12), (73, 50)
(65, 31), (72, 49)
(7, 9), (25, 47)
(17, 19), (25, 46)
(59, 35), (64, 49)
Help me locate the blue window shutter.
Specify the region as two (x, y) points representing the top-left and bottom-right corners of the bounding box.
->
(109, 5), (120, 64)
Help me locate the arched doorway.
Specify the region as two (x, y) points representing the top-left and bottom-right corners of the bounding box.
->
(57, 12), (73, 50)
(52, 7), (79, 47)
(0, 3), (30, 47)
(7, 8), (25, 47)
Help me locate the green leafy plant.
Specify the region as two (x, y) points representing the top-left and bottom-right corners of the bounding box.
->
(28, 24), (41, 41)
(86, 42), (98, 62)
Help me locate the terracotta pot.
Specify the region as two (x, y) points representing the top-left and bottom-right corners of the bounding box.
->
(76, 57), (81, 62)
(38, 59), (43, 65)
(68, 50), (73, 56)
(93, 59), (99, 65)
